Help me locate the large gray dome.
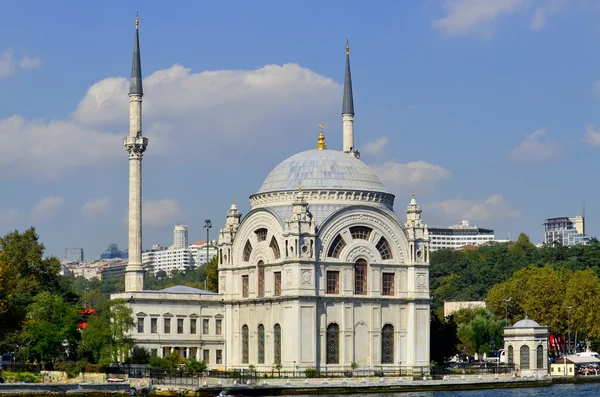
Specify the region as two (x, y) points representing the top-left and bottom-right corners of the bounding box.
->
(256, 150), (388, 194)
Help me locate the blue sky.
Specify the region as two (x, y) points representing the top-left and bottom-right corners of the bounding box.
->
(1, 0), (600, 258)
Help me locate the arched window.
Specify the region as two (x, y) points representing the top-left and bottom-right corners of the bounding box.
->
(326, 323), (340, 364)
(274, 324), (281, 365)
(507, 345), (514, 364)
(381, 324), (394, 364)
(257, 260), (265, 297)
(354, 259), (368, 295)
(257, 324), (265, 364)
(520, 345), (530, 369)
(270, 237), (281, 259)
(243, 240), (253, 262)
(536, 345), (544, 369)
(255, 228), (268, 242)
(376, 237), (393, 260)
(242, 325), (249, 364)
(328, 235), (346, 258)
(350, 226), (372, 240)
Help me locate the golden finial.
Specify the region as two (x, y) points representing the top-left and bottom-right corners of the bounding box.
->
(299, 183), (303, 192)
(346, 39), (349, 55)
(316, 123), (327, 150)
(232, 196), (236, 205)
(136, 13), (139, 30)
(412, 190), (415, 200)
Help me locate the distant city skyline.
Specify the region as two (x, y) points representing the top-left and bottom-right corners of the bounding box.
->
(2, 1), (600, 257)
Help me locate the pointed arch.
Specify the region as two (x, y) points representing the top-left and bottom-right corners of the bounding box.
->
(243, 240), (253, 262)
(270, 236), (281, 259)
(328, 234), (346, 258)
(376, 237), (393, 260)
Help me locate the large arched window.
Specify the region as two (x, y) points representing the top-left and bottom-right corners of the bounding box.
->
(242, 325), (249, 364)
(243, 241), (253, 262)
(274, 324), (281, 365)
(326, 323), (340, 364)
(354, 259), (367, 295)
(536, 345), (544, 369)
(507, 345), (514, 364)
(381, 324), (394, 364)
(376, 237), (393, 260)
(257, 324), (265, 364)
(328, 235), (346, 258)
(270, 237), (280, 259)
(520, 345), (530, 369)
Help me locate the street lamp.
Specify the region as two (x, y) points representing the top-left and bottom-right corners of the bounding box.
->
(567, 306), (573, 355)
(204, 219), (212, 265)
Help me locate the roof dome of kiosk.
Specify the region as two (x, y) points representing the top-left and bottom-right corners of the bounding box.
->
(256, 150), (389, 195)
(512, 317), (541, 328)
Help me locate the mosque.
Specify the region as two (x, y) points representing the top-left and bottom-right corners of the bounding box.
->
(112, 18), (431, 372)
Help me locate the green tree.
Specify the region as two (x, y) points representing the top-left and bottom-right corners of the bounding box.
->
(79, 298), (134, 365)
(456, 308), (504, 355)
(485, 265), (566, 330)
(19, 292), (80, 363)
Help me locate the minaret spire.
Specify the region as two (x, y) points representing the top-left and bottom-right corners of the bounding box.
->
(124, 14), (148, 292)
(342, 40), (358, 158)
(129, 13), (143, 96)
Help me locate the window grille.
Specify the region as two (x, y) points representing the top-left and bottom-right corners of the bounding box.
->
(274, 324), (282, 365)
(354, 259), (367, 295)
(326, 323), (340, 364)
(270, 237), (281, 259)
(243, 240), (253, 262)
(382, 273), (395, 296)
(381, 324), (394, 364)
(327, 271), (339, 294)
(258, 324), (265, 364)
(328, 235), (346, 258)
(242, 325), (249, 364)
(255, 228), (268, 242)
(376, 237), (393, 260)
(350, 226), (372, 240)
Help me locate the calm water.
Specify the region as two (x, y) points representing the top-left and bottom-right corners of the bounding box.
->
(289, 383), (600, 397)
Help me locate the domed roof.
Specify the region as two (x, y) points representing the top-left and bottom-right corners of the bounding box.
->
(512, 317), (541, 328)
(256, 150), (389, 195)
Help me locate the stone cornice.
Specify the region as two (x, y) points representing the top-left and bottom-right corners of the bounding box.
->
(249, 189), (395, 209)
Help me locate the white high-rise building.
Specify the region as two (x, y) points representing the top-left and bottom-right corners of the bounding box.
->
(174, 225), (188, 249)
(189, 240), (218, 266)
(544, 216), (588, 246)
(428, 220), (496, 251)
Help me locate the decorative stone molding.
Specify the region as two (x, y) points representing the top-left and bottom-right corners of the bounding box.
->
(285, 269), (292, 286)
(301, 269), (312, 285)
(124, 136), (148, 160)
(219, 276), (226, 292)
(416, 273), (427, 289)
(250, 189), (395, 209)
(231, 210), (284, 266)
(318, 208), (407, 264)
(344, 245), (377, 263)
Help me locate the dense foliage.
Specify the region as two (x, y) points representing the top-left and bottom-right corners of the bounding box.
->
(430, 233), (600, 312)
(0, 228), (134, 367)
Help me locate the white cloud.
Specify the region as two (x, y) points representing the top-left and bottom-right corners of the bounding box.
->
(530, 8), (547, 30)
(361, 137), (389, 156)
(584, 124), (600, 146)
(510, 128), (560, 162)
(143, 199), (181, 227)
(0, 63), (340, 178)
(30, 196), (64, 221)
(433, 0), (525, 37)
(371, 160), (451, 192)
(0, 116), (120, 178)
(0, 48), (41, 77)
(81, 197), (113, 219)
(0, 208), (19, 224)
(426, 194), (521, 222)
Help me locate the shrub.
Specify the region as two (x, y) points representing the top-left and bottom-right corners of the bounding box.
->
(305, 367), (318, 378)
(1, 371), (41, 383)
(55, 361), (86, 378)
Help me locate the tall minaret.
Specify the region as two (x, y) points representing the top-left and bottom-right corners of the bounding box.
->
(342, 40), (357, 158)
(124, 14), (148, 292)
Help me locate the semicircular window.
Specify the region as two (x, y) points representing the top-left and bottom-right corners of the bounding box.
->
(350, 226), (372, 240)
(243, 240), (253, 262)
(255, 228), (268, 242)
(376, 237), (393, 260)
(327, 235), (346, 258)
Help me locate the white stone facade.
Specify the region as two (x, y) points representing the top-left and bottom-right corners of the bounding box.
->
(142, 248), (195, 274)
(504, 317), (549, 377)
